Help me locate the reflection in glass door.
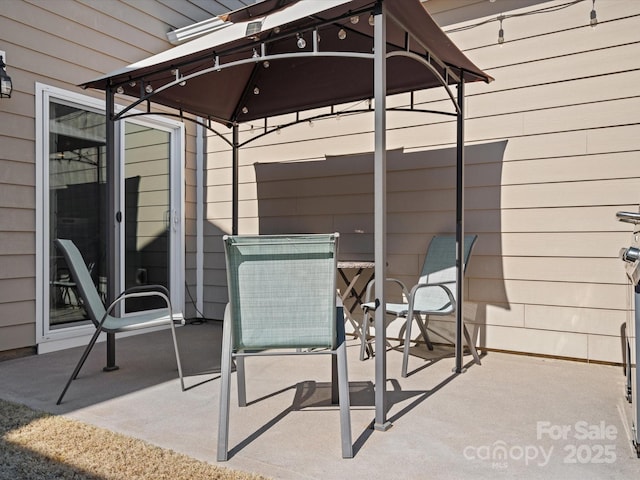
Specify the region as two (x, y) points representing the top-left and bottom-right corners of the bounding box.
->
(123, 122), (171, 313)
(49, 100), (106, 328)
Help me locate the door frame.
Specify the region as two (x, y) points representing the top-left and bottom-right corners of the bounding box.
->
(35, 83), (185, 353)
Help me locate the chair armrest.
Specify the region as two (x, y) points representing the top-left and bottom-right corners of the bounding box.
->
(407, 282), (456, 314)
(363, 278), (410, 309)
(99, 285), (178, 327)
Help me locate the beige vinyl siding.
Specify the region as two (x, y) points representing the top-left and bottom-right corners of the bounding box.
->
(202, 0), (639, 362)
(0, 0), (215, 351)
(432, 0), (640, 363)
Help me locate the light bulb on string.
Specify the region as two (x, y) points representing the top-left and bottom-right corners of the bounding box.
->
(338, 28), (347, 40)
(497, 15), (505, 45)
(296, 33), (306, 49)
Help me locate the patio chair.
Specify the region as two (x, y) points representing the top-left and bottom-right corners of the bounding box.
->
(54, 238), (184, 405)
(361, 234), (480, 377)
(217, 233), (352, 461)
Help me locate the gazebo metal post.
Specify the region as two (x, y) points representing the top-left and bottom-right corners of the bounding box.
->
(232, 124), (239, 235)
(105, 84), (118, 371)
(454, 75), (465, 374)
(373, 1), (391, 431)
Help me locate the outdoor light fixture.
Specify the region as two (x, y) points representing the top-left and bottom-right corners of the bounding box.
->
(296, 33), (306, 49)
(241, 106), (248, 114)
(590, 0), (598, 27)
(145, 84), (153, 94)
(350, 15), (359, 24)
(338, 28), (347, 40)
(263, 60), (270, 68)
(0, 55), (12, 99)
(497, 15), (505, 44)
(116, 86), (125, 94)
(253, 85), (260, 95)
(245, 20), (263, 37)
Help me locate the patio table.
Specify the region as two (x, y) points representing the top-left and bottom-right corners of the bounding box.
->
(337, 261), (375, 360)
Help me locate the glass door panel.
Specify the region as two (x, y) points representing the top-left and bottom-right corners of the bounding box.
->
(48, 100), (106, 328)
(124, 122), (171, 313)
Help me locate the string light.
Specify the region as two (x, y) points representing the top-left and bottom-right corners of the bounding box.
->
(444, 0), (591, 44)
(338, 28), (347, 40)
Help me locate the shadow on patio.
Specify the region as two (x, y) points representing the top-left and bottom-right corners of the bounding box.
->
(0, 322), (638, 480)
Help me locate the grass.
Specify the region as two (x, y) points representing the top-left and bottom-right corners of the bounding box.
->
(0, 398), (269, 480)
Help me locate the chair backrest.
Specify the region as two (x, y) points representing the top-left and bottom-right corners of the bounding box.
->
(223, 233), (339, 351)
(413, 234), (478, 310)
(55, 239), (106, 325)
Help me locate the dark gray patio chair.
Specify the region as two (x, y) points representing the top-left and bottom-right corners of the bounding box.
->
(217, 233), (352, 461)
(362, 234), (480, 377)
(54, 238), (184, 405)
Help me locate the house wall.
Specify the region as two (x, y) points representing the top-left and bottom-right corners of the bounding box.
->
(0, 0), (225, 352)
(203, 0), (640, 363)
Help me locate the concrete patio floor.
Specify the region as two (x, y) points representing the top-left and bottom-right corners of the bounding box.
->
(1, 321), (639, 479)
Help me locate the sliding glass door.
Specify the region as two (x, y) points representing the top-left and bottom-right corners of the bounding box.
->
(38, 85), (184, 350)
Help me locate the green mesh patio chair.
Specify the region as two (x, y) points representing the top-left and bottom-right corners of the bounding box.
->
(361, 234), (480, 377)
(217, 233), (352, 461)
(54, 239), (184, 405)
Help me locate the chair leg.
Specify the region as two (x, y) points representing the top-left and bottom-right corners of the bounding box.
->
(401, 314), (413, 378)
(336, 339), (353, 458)
(169, 319), (185, 391)
(236, 355), (247, 407)
(217, 307), (233, 462)
(415, 314), (434, 351)
(56, 327), (104, 405)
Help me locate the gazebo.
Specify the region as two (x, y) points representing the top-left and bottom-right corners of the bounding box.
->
(80, 0), (492, 430)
